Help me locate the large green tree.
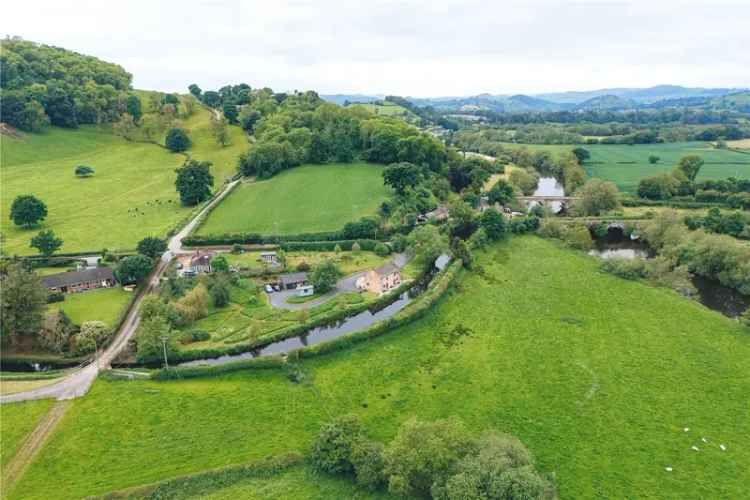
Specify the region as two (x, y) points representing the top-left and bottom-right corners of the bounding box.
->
(677, 155), (704, 182)
(0, 263), (48, 345)
(575, 178), (621, 215)
(309, 259), (343, 294)
(137, 237), (167, 259)
(480, 208), (507, 240)
(175, 160), (214, 206)
(116, 255), (153, 284)
(9, 195), (48, 227)
(30, 229), (63, 256)
(407, 225), (450, 271)
(383, 162), (422, 195)
(165, 128), (192, 152)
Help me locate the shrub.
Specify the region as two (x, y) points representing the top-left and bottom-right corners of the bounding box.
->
(47, 291), (65, 304)
(374, 242), (391, 257)
(231, 243), (243, 254)
(351, 241), (362, 252)
(311, 415), (363, 475)
(384, 417), (475, 498)
(165, 127), (191, 152)
(296, 261), (310, 272)
(74, 321), (111, 355)
(600, 257), (648, 280)
(351, 439), (386, 491)
(209, 279), (230, 307)
(74, 165), (94, 177)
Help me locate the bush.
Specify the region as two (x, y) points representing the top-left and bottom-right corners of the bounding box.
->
(599, 257), (648, 280)
(351, 439), (386, 490)
(374, 242), (391, 257)
(311, 414), (363, 475)
(74, 321), (111, 355)
(47, 291), (65, 303)
(351, 241), (362, 252)
(165, 127), (191, 152)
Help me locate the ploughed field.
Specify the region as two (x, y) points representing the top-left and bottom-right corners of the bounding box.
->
(5, 237), (748, 499)
(196, 162), (391, 236)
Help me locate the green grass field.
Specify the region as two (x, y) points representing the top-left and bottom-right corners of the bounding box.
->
(197, 163), (390, 235)
(48, 287), (132, 326)
(179, 103), (249, 183)
(1, 127), (188, 255)
(11, 237), (749, 499)
(1, 102), (247, 256)
(348, 101), (412, 118)
(226, 250), (388, 275)
(496, 141), (750, 193)
(583, 142), (750, 192)
(0, 400), (54, 471)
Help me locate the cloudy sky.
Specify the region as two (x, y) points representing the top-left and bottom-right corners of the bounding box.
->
(2, 0), (748, 96)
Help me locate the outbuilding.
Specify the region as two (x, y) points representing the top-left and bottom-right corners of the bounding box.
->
(279, 271), (308, 290)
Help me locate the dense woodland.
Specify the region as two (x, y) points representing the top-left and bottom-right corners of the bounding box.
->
(0, 38), (133, 130)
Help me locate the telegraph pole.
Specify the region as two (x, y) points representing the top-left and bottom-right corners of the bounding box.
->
(160, 336), (169, 369)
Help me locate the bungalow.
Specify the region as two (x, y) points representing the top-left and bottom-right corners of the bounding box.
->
(279, 271), (308, 290)
(42, 267), (117, 294)
(357, 262), (401, 295)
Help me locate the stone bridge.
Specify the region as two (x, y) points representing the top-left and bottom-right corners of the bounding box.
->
(517, 195), (580, 202)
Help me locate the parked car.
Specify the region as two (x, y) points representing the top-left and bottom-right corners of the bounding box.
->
(272, 284), (281, 291)
(265, 284), (274, 293)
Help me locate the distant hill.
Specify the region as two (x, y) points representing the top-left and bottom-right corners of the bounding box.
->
(536, 85), (745, 104)
(574, 94), (637, 111)
(321, 94), (381, 105)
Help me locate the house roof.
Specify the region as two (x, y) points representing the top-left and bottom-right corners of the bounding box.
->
(190, 251), (215, 266)
(41, 267), (116, 289)
(373, 262), (400, 276)
(434, 253), (451, 271)
(279, 272), (307, 285)
(260, 251), (277, 256)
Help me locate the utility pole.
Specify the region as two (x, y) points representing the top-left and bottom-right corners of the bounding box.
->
(160, 336), (169, 369)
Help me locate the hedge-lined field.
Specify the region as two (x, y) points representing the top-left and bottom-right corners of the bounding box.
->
(196, 163), (390, 236)
(11, 237), (750, 499)
(583, 142), (750, 193)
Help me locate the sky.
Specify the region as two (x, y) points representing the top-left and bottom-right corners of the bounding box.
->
(2, 0), (749, 97)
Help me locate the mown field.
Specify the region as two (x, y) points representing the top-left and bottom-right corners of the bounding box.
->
(496, 141), (750, 193)
(48, 287), (132, 327)
(348, 101), (412, 118)
(583, 142), (750, 193)
(10, 237), (749, 499)
(1, 127), (187, 255)
(197, 163), (390, 235)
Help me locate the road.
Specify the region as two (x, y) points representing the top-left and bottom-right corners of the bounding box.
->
(0, 180), (240, 404)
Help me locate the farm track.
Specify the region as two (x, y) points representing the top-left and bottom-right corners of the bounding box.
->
(1, 401), (70, 498)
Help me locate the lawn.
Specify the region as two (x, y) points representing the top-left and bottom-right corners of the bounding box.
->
(197, 162), (391, 235)
(582, 142), (750, 193)
(1, 126), (188, 255)
(348, 101), (412, 118)
(48, 287), (132, 327)
(11, 237), (749, 499)
(0, 400), (54, 472)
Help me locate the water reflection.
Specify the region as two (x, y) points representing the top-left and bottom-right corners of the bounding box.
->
(527, 177), (565, 213)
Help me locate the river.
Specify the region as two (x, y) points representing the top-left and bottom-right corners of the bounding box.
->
(589, 227), (748, 318)
(528, 177), (566, 213)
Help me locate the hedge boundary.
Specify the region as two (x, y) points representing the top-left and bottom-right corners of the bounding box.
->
(152, 260), (462, 379)
(86, 452), (303, 499)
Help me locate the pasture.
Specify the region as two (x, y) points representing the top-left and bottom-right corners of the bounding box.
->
(197, 162), (390, 235)
(0, 400), (53, 471)
(1, 127), (188, 255)
(11, 237), (749, 499)
(348, 101), (412, 118)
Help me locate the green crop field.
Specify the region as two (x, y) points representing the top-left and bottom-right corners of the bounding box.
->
(583, 142), (750, 192)
(197, 162), (391, 235)
(11, 237), (749, 500)
(1, 127), (188, 255)
(0, 400), (54, 472)
(48, 287), (132, 327)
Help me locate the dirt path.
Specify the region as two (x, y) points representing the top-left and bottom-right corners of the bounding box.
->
(1, 401), (70, 498)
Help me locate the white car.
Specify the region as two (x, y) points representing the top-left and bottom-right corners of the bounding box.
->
(265, 284), (274, 293)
